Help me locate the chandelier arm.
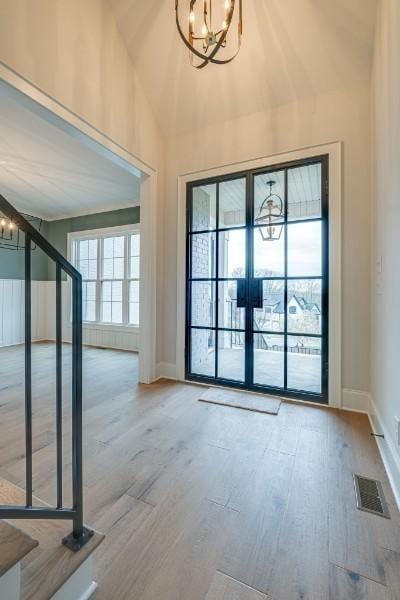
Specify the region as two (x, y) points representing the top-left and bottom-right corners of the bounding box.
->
(175, 0), (240, 69)
(203, 0), (210, 33)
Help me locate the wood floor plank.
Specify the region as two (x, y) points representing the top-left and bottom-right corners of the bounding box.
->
(327, 410), (389, 584)
(137, 500), (239, 600)
(329, 563), (390, 600)
(219, 449), (294, 594)
(1, 344), (400, 600)
(205, 572), (269, 599)
(381, 549), (400, 600)
(267, 427), (330, 600)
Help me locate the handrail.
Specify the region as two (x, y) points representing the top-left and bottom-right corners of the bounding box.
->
(0, 194), (92, 552)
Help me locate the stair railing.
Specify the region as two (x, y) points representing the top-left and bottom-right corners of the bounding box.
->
(0, 194), (92, 552)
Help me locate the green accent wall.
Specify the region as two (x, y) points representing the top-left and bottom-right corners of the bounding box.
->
(0, 207), (140, 281)
(0, 222), (50, 280)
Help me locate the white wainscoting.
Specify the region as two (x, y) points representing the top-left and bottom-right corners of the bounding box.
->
(0, 279), (48, 346)
(0, 280), (139, 352)
(43, 282), (139, 352)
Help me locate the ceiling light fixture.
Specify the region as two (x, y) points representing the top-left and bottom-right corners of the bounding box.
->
(175, 0), (242, 69)
(0, 212), (42, 250)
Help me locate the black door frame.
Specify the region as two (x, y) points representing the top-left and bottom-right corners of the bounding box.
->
(185, 154), (329, 404)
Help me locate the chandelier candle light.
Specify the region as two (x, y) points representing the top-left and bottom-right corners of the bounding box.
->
(175, 0), (243, 68)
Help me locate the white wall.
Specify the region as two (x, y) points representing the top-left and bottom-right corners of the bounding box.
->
(0, 0), (163, 171)
(370, 0), (400, 503)
(161, 82), (372, 400)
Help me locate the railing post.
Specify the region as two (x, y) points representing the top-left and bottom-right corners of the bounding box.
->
(25, 233), (33, 508)
(56, 264), (63, 509)
(62, 274), (93, 551)
(0, 195), (93, 551)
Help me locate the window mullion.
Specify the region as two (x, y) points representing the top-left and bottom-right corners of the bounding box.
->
(97, 238), (102, 323)
(123, 234), (129, 324)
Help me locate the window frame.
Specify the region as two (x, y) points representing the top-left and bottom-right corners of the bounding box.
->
(69, 224), (140, 329)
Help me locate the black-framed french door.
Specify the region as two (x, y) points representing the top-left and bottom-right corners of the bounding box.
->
(185, 155), (329, 404)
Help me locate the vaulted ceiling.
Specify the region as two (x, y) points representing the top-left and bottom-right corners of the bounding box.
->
(109, 0), (378, 138)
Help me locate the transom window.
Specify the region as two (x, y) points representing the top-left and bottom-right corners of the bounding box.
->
(71, 227), (140, 326)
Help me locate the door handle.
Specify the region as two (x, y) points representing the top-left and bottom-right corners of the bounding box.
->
(251, 279), (263, 309)
(236, 279), (247, 308)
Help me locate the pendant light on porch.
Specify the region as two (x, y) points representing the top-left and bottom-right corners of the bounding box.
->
(175, 0), (243, 69)
(255, 180), (284, 241)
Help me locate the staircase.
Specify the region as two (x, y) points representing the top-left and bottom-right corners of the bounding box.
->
(0, 479), (103, 600)
(0, 195), (103, 599)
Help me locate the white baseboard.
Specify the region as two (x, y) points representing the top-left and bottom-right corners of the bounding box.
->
(341, 388), (371, 413)
(368, 397), (400, 511)
(156, 362), (177, 380)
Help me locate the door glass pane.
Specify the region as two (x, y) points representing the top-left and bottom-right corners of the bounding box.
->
(218, 331), (245, 381)
(287, 279), (322, 335)
(254, 227), (285, 277)
(287, 221), (321, 277)
(254, 280), (284, 332)
(287, 336), (321, 393)
(219, 229), (246, 278)
(191, 184), (216, 232)
(219, 178), (246, 228)
(218, 281), (245, 330)
(288, 163), (321, 221)
(254, 171), (285, 226)
(191, 281), (215, 327)
(191, 233), (216, 278)
(191, 329), (215, 377)
(253, 334), (284, 388)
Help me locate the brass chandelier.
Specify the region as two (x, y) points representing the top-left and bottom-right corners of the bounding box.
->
(175, 0), (243, 69)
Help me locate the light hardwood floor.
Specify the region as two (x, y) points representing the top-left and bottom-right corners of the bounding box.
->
(0, 342), (399, 600)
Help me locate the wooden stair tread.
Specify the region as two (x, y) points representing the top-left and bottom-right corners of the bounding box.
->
(0, 520), (38, 577)
(0, 478), (104, 600)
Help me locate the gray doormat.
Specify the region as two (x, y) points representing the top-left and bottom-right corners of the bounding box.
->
(199, 387), (281, 415)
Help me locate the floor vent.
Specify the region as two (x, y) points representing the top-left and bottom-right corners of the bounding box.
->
(354, 474), (390, 519)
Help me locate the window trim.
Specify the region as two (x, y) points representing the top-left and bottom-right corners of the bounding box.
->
(68, 224), (140, 329)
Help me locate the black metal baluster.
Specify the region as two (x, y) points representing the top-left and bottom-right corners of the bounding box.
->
(0, 194), (92, 551)
(72, 276), (83, 538)
(63, 274), (92, 551)
(56, 264), (63, 509)
(25, 233), (33, 507)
